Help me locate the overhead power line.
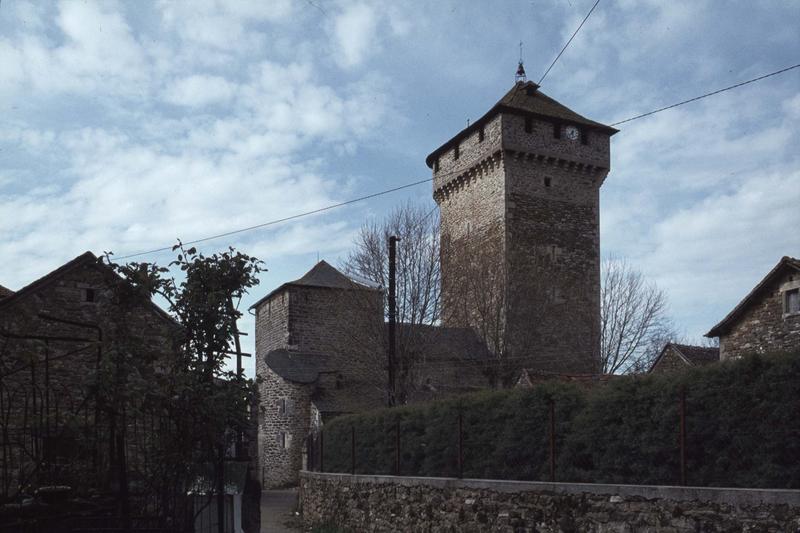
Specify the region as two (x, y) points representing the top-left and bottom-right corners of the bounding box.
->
(610, 63), (800, 126)
(539, 0), (601, 85)
(114, 63), (798, 261)
(115, 177), (434, 260)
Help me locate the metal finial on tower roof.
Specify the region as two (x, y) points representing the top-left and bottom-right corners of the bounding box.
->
(516, 41), (527, 82)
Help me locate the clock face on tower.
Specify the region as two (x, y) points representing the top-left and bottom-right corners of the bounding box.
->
(565, 125), (580, 141)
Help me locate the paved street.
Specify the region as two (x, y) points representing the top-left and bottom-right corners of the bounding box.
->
(260, 488), (302, 532)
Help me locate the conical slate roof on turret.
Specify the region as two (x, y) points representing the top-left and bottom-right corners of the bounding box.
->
(425, 80), (617, 168)
(249, 260), (380, 311)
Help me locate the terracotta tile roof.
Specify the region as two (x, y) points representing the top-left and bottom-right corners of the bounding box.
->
(706, 256), (800, 337)
(250, 260), (380, 311)
(426, 80), (618, 167)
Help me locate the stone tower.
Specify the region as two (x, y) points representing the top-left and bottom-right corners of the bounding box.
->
(251, 261), (383, 488)
(427, 80), (617, 375)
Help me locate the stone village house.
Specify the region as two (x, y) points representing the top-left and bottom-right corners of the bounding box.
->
(0, 251), (179, 497)
(253, 79), (620, 488)
(705, 256), (800, 359)
(648, 256), (800, 375)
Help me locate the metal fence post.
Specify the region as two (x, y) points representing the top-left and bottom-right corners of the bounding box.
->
(395, 420), (401, 476)
(679, 386), (687, 486)
(457, 411), (463, 479)
(320, 431), (324, 473)
(351, 425), (356, 475)
(549, 399), (556, 482)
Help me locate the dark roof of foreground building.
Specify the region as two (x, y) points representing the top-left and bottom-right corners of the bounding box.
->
(250, 260), (380, 311)
(426, 80), (618, 167)
(393, 323), (492, 362)
(648, 343), (720, 373)
(0, 284), (13, 299)
(706, 256), (800, 337)
(265, 349), (337, 384)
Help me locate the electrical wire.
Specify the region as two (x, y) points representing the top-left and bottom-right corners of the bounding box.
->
(539, 0), (601, 85)
(610, 63), (800, 127)
(114, 176), (435, 260)
(112, 63), (799, 261)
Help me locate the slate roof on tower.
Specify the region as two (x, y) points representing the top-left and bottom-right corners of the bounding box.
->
(425, 80), (618, 168)
(249, 260), (380, 310)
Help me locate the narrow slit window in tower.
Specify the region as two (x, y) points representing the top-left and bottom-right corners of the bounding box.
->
(553, 123), (561, 139)
(454, 143), (460, 160)
(524, 116), (532, 133)
(544, 177), (552, 188)
(478, 127), (485, 142)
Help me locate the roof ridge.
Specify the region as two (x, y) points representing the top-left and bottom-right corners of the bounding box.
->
(0, 251), (97, 310)
(706, 256), (800, 337)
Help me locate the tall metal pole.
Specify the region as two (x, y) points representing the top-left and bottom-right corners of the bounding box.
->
(679, 386), (687, 486)
(388, 236), (400, 406)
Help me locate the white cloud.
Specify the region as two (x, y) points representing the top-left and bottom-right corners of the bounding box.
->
(164, 74), (236, 107)
(331, 2), (379, 69)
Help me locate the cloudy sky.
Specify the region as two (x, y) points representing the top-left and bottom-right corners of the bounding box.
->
(1, 0), (798, 376)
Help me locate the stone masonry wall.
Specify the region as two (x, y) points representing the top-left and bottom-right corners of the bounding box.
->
(502, 114), (609, 374)
(257, 366), (313, 488)
(254, 284), (383, 488)
(720, 270), (800, 360)
(435, 115), (506, 333)
(300, 472), (800, 532)
(0, 260), (177, 494)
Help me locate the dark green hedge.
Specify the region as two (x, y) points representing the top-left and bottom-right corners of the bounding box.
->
(320, 352), (800, 488)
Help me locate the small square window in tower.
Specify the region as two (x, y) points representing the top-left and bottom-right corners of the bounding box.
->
(81, 288), (95, 303)
(544, 177), (552, 188)
(786, 288), (800, 315)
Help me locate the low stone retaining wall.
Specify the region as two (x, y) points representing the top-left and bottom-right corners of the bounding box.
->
(300, 471), (800, 532)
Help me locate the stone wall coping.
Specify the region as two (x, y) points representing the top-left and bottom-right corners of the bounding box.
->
(300, 471), (800, 507)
